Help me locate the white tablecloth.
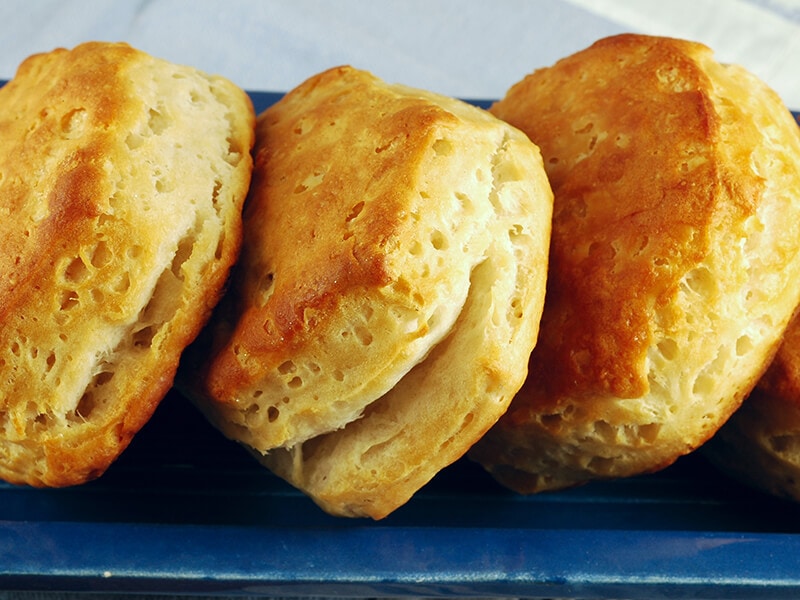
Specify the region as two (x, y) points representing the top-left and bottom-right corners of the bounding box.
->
(0, 0), (797, 108)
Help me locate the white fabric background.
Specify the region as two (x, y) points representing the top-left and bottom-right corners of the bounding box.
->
(0, 0), (797, 108)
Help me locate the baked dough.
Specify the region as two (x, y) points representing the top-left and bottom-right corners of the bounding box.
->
(183, 66), (553, 518)
(704, 312), (800, 501)
(0, 42), (254, 486)
(470, 34), (800, 493)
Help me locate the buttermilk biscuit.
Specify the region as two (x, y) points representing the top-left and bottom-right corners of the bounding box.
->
(183, 66), (553, 518)
(470, 34), (800, 493)
(704, 312), (800, 501)
(0, 42), (255, 486)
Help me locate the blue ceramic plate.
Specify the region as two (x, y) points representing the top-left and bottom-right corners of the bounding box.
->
(2, 92), (800, 599)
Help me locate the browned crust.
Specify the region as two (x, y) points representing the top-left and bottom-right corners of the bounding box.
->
(201, 67), (463, 402)
(490, 34), (761, 407)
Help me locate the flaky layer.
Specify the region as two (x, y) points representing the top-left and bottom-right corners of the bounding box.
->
(471, 34), (800, 493)
(0, 42), (254, 486)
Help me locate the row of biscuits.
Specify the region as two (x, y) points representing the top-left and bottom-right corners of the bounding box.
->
(1, 34), (799, 519)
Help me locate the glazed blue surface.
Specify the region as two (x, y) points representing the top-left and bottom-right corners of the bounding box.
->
(5, 519), (800, 598)
(1, 94), (800, 598)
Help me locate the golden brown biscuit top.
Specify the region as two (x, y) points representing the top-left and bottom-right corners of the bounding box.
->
(205, 66), (465, 396)
(0, 43), (144, 336)
(490, 34), (765, 406)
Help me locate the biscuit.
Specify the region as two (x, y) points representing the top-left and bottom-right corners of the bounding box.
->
(0, 42), (255, 486)
(470, 34), (800, 493)
(183, 66), (553, 518)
